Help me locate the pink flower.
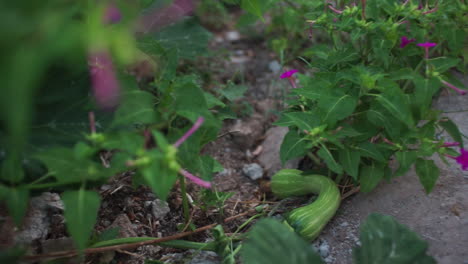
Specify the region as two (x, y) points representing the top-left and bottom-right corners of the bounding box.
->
(441, 142), (461, 148)
(179, 169), (212, 188)
(280, 69), (299, 79)
(173, 117), (205, 147)
(88, 51), (120, 110)
(400, 36), (415, 48)
(417, 42), (437, 59)
(280, 69), (299, 89)
(417, 42), (437, 48)
(446, 148), (468, 171)
(456, 148), (468, 171)
(104, 2), (122, 24)
(441, 80), (467, 96)
(327, 5), (343, 14)
(172, 117), (212, 189)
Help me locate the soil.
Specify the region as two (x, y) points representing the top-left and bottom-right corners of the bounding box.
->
(1, 11), (468, 264)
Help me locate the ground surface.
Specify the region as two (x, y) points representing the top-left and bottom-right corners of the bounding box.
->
(316, 73), (468, 264)
(2, 14), (467, 264)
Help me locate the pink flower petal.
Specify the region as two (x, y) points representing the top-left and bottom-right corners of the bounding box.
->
(417, 42), (437, 48)
(455, 148), (468, 171)
(88, 51), (120, 110)
(400, 36), (415, 48)
(104, 3), (122, 24)
(179, 169), (212, 188)
(280, 69), (299, 79)
(173, 117), (205, 148)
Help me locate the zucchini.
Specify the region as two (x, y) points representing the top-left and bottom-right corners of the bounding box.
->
(271, 169), (341, 241)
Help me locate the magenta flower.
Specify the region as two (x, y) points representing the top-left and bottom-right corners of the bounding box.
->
(88, 51), (120, 110)
(280, 69), (299, 79)
(173, 117), (205, 147)
(417, 42), (437, 59)
(456, 149), (468, 171)
(440, 142), (461, 148)
(280, 69), (299, 89)
(172, 117), (212, 189)
(417, 42), (437, 48)
(400, 36), (415, 48)
(104, 2), (122, 24)
(179, 169), (212, 189)
(441, 80), (467, 96)
(327, 4), (343, 14)
(446, 148), (468, 171)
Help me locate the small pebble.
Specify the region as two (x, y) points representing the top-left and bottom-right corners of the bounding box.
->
(225, 31), (240, 41)
(242, 163), (264, 180)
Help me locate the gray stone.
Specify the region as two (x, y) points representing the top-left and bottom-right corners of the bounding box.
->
(225, 31), (240, 42)
(242, 163), (264, 180)
(189, 251), (220, 264)
(109, 214), (137, 238)
(268, 60), (281, 73)
(15, 192), (64, 245)
(319, 242), (330, 258)
(258, 127), (301, 178)
(230, 115), (265, 150)
(147, 199), (170, 220)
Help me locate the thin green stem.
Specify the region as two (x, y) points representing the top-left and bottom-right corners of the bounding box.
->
(233, 213), (264, 235)
(159, 240), (217, 251)
(27, 181), (72, 190)
(27, 172), (55, 186)
(179, 174), (190, 225)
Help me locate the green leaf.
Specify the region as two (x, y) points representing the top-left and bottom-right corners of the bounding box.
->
(412, 76), (439, 118)
(241, 0), (266, 21)
(353, 213), (436, 264)
(275, 112), (321, 131)
(141, 149), (178, 201)
(339, 149), (360, 180)
(415, 158), (439, 194)
(280, 130), (309, 164)
(112, 89), (158, 127)
(428, 57), (460, 73)
(241, 219), (324, 264)
(34, 147), (110, 184)
(439, 118), (464, 148)
(174, 82), (211, 117)
(204, 92), (225, 108)
(218, 82), (247, 102)
(395, 151), (418, 177)
(1, 187), (29, 226)
(318, 95), (357, 126)
(359, 162), (384, 193)
(0, 155), (24, 183)
(355, 142), (386, 163)
(317, 145), (343, 174)
(62, 189), (100, 251)
(367, 106), (403, 139)
(375, 93), (414, 128)
(389, 68), (414, 81)
(154, 18), (212, 59)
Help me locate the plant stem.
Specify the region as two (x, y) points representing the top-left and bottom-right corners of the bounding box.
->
(179, 174), (190, 225)
(159, 240), (217, 251)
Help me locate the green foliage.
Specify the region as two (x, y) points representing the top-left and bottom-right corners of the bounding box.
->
(62, 189), (101, 251)
(242, 214), (435, 264)
(0, 0), (225, 250)
(154, 18), (213, 59)
(241, 219), (324, 264)
(354, 214), (436, 264)
(271, 0), (467, 193)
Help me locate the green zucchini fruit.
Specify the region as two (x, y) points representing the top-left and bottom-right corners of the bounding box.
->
(271, 169), (341, 241)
